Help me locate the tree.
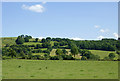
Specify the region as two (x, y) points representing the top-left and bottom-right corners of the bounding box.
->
(116, 51), (120, 55)
(81, 56), (87, 60)
(42, 42), (51, 48)
(71, 45), (78, 57)
(35, 38), (39, 42)
(62, 49), (68, 54)
(108, 53), (115, 59)
(5, 44), (10, 47)
(46, 37), (51, 42)
(41, 38), (46, 43)
(20, 51), (26, 59)
(9, 49), (16, 58)
(20, 35), (24, 38)
(24, 37), (29, 42)
(47, 46), (52, 51)
(44, 54), (50, 60)
(104, 56), (110, 61)
(55, 49), (63, 56)
(15, 36), (24, 44)
(36, 44), (41, 49)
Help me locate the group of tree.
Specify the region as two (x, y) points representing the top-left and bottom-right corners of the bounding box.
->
(54, 49), (74, 60)
(2, 45), (32, 59)
(2, 35), (120, 61)
(75, 39), (118, 51)
(15, 35), (32, 44)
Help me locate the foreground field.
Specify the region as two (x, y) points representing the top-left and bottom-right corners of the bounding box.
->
(2, 59), (118, 79)
(0, 61), (1, 80)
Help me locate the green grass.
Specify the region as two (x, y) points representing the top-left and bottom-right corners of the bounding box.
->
(0, 61), (1, 80)
(89, 50), (118, 59)
(24, 42), (42, 45)
(2, 59), (118, 79)
(1, 37), (17, 47)
(29, 38), (41, 42)
(50, 49), (56, 56)
(50, 41), (54, 46)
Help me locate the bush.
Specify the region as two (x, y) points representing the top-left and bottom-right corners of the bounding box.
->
(81, 56), (87, 60)
(108, 53), (115, 59)
(50, 56), (59, 60)
(15, 36), (24, 44)
(104, 56), (111, 61)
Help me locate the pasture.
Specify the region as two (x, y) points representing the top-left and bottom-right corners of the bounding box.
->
(2, 59), (118, 79)
(89, 50), (118, 59)
(1, 37), (17, 47)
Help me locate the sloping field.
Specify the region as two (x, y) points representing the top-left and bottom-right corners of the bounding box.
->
(1, 37), (17, 47)
(89, 50), (118, 59)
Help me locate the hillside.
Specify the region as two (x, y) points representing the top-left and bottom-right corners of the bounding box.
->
(2, 35), (119, 60)
(1, 37), (17, 47)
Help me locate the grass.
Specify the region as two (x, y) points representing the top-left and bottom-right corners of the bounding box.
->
(2, 59), (118, 79)
(24, 42), (42, 45)
(50, 41), (54, 46)
(89, 50), (118, 59)
(0, 60), (1, 80)
(1, 37), (17, 47)
(50, 49), (56, 56)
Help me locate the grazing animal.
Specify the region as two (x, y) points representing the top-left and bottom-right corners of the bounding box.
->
(18, 66), (21, 68)
(39, 68), (41, 70)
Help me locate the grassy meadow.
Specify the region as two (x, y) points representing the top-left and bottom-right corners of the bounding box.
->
(89, 50), (118, 59)
(0, 61), (2, 80)
(2, 59), (118, 79)
(2, 37), (119, 79)
(1, 37), (17, 47)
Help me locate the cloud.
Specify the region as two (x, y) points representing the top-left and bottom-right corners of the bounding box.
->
(97, 36), (104, 40)
(39, 37), (45, 39)
(22, 4), (44, 13)
(99, 29), (109, 33)
(42, 1), (47, 4)
(70, 37), (84, 40)
(94, 25), (100, 28)
(113, 33), (118, 38)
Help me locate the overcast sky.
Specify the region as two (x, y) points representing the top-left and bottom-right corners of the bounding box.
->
(2, 2), (118, 40)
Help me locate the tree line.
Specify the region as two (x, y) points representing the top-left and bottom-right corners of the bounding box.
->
(2, 35), (120, 61)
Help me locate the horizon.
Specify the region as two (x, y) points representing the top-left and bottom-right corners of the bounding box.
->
(2, 2), (118, 40)
(1, 35), (118, 41)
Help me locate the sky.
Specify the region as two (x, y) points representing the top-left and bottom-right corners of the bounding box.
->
(2, 2), (118, 40)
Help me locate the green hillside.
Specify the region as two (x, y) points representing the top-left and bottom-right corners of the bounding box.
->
(89, 50), (118, 59)
(2, 35), (119, 61)
(1, 37), (17, 47)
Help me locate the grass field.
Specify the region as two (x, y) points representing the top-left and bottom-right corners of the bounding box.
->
(1, 37), (17, 47)
(2, 59), (118, 79)
(24, 42), (42, 45)
(89, 50), (118, 59)
(0, 61), (1, 80)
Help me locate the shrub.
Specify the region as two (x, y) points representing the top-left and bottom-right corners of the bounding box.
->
(81, 56), (87, 60)
(108, 53), (115, 59)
